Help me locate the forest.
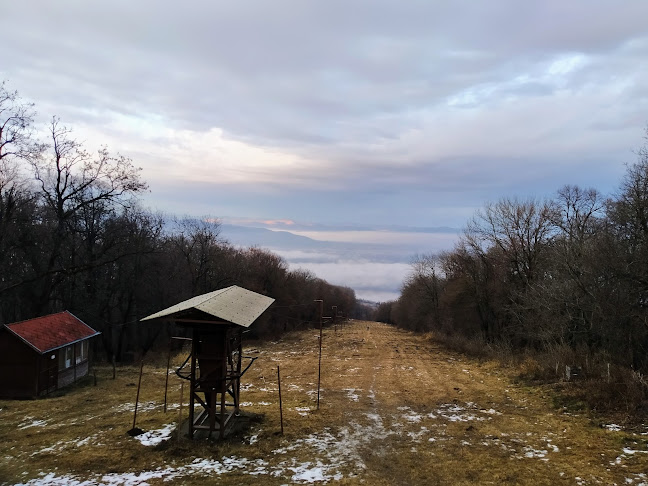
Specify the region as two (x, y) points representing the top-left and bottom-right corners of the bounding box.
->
(0, 83), (357, 362)
(376, 130), (648, 409)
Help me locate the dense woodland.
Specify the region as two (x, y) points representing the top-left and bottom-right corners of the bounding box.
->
(0, 83), (357, 361)
(377, 130), (648, 403)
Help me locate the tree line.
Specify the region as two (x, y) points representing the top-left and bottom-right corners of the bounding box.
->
(377, 130), (648, 383)
(0, 82), (356, 361)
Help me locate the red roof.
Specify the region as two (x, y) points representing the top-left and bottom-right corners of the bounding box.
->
(5, 311), (100, 354)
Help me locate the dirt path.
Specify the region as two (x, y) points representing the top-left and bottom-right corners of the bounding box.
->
(1, 320), (647, 485)
(250, 320), (648, 485)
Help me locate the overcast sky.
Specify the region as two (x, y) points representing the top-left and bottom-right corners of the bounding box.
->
(2, 2), (648, 300)
(2, 1), (647, 229)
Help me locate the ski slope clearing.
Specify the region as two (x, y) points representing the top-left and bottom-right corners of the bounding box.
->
(1, 321), (647, 485)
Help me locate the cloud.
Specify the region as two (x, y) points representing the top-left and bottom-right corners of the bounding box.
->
(287, 260), (412, 302)
(2, 1), (646, 229)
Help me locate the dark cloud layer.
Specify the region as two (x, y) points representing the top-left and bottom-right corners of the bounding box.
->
(2, 1), (647, 228)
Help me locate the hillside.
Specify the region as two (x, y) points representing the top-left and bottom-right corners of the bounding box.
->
(1, 321), (647, 485)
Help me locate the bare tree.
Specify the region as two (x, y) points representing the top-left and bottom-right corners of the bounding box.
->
(465, 197), (556, 288)
(24, 117), (147, 312)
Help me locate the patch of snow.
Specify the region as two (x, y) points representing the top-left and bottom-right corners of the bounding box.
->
(623, 448), (648, 455)
(18, 418), (48, 430)
(344, 388), (360, 402)
(522, 447), (548, 459)
(112, 401), (158, 413)
(294, 407), (311, 416)
(290, 462), (327, 483)
(605, 424), (623, 431)
(132, 423), (176, 446)
(482, 408), (502, 415)
(403, 411), (423, 423)
(407, 427), (428, 442)
(625, 472), (647, 486)
(30, 441), (68, 456)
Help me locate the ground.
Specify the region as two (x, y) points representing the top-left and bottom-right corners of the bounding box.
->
(1, 320), (647, 485)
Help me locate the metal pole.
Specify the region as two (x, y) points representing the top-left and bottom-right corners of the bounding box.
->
(178, 382), (184, 432)
(164, 341), (171, 413)
(277, 365), (284, 435)
(189, 331), (197, 439)
(315, 299), (323, 410)
(131, 359), (144, 431)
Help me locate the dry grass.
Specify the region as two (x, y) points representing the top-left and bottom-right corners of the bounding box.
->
(1, 321), (647, 485)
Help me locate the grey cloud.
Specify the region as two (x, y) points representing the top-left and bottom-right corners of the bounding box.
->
(5, 1), (647, 143)
(2, 0), (646, 233)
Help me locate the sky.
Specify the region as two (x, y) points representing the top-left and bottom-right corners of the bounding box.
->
(2, 1), (647, 301)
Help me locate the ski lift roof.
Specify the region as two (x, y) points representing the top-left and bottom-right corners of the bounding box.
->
(140, 285), (275, 328)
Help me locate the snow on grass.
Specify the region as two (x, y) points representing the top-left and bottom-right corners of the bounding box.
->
(132, 423), (176, 446)
(294, 407), (311, 416)
(112, 401), (158, 413)
(407, 426), (428, 442)
(432, 403), (483, 423)
(30, 441), (68, 457)
(343, 388), (360, 402)
(75, 434), (103, 447)
(18, 418), (48, 430)
(17, 455), (290, 485)
(624, 472), (647, 485)
(287, 461), (343, 483)
(521, 446), (549, 460)
(272, 411), (398, 476)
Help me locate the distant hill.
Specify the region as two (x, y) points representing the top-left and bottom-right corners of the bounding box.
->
(220, 224), (324, 250)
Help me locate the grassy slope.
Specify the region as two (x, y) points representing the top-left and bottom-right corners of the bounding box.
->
(1, 321), (647, 485)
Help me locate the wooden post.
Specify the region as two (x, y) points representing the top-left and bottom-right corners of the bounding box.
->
(178, 382), (184, 429)
(277, 365), (284, 435)
(219, 346), (227, 439)
(164, 342), (171, 413)
(235, 337), (242, 414)
(188, 331), (197, 439)
(131, 359), (144, 431)
(315, 299), (323, 410)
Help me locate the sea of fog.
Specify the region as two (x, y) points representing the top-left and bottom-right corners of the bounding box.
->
(221, 225), (461, 303)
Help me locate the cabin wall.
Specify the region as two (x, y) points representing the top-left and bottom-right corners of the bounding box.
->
(0, 331), (39, 399)
(37, 351), (59, 396)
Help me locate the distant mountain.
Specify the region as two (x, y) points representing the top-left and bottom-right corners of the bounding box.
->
(220, 224), (323, 250)
(220, 218), (459, 235)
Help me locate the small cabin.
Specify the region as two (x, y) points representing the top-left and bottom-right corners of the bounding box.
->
(0, 311), (100, 399)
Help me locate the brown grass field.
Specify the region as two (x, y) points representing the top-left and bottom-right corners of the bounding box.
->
(1, 320), (647, 485)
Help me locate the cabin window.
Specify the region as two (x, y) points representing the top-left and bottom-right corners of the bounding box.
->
(75, 340), (88, 364)
(58, 346), (73, 371)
